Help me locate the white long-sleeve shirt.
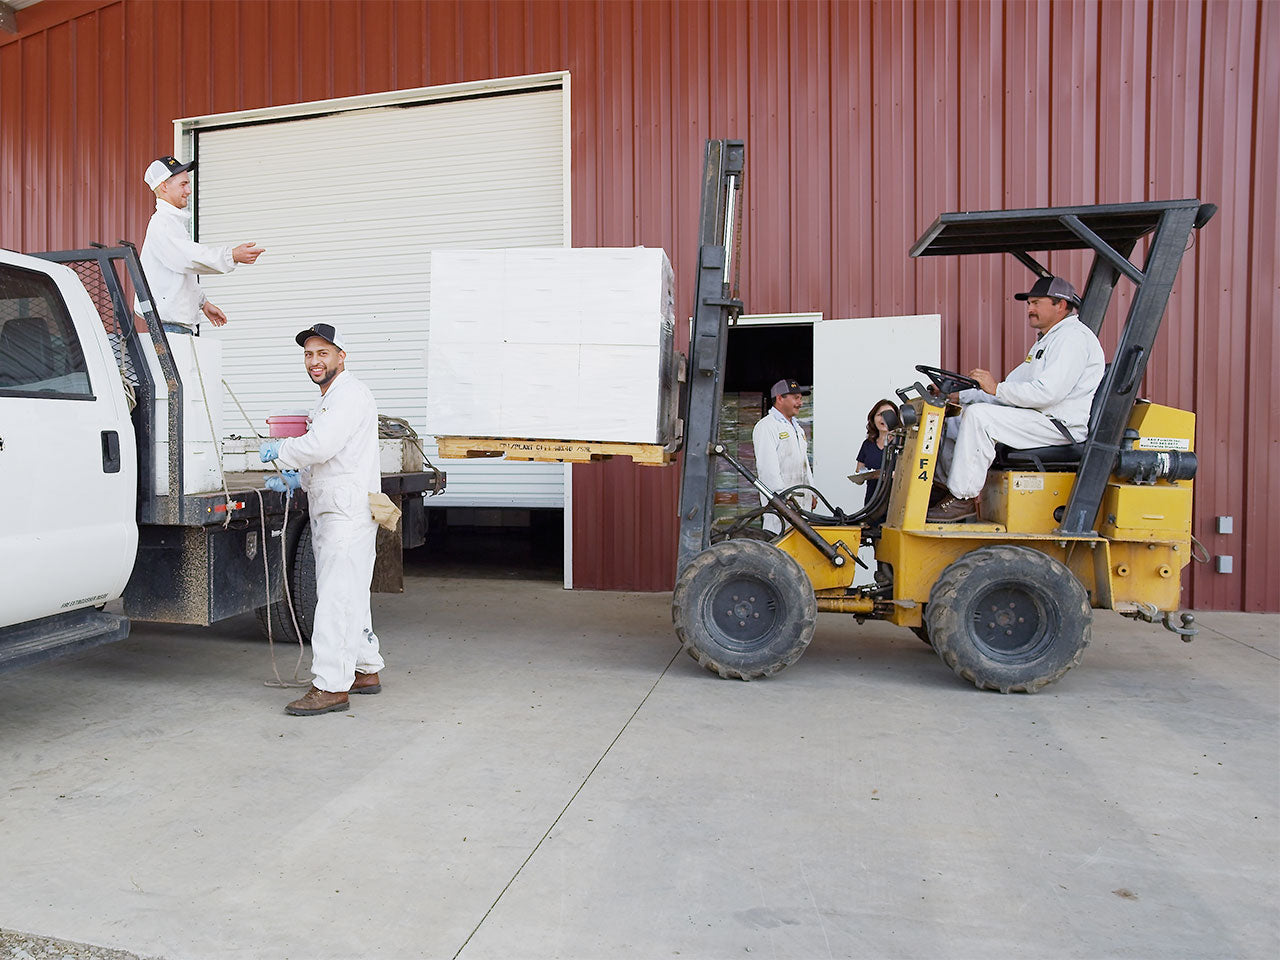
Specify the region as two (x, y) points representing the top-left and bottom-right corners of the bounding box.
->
(751, 406), (814, 494)
(135, 199), (236, 331)
(958, 314), (1105, 439)
(276, 370), (381, 493)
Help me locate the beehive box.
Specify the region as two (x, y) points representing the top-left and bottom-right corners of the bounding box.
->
(426, 248), (677, 444)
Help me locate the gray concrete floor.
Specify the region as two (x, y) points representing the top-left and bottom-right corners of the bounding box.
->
(1, 568), (1276, 960)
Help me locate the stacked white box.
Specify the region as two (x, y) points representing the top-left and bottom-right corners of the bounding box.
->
(139, 334), (226, 494)
(427, 248), (677, 444)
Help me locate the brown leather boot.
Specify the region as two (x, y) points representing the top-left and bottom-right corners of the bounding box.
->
(350, 672), (382, 695)
(927, 496), (979, 522)
(285, 686), (350, 716)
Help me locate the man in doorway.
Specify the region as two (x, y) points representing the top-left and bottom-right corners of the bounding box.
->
(259, 323), (384, 716)
(138, 156), (264, 334)
(751, 378), (816, 534)
(930, 276), (1105, 522)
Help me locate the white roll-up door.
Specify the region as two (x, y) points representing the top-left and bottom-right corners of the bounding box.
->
(188, 78), (569, 507)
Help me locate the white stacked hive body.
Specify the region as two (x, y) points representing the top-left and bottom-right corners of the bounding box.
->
(427, 248), (677, 445)
(139, 333), (225, 495)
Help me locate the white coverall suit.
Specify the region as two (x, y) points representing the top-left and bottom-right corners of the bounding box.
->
(751, 406), (815, 534)
(134, 198), (237, 332)
(941, 314), (1105, 499)
(276, 370), (384, 693)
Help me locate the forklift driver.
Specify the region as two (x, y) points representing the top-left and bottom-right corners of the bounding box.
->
(752, 378), (816, 534)
(136, 155), (264, 334)
(930, 276), (1104, 522)
(259, 324), (385, 716)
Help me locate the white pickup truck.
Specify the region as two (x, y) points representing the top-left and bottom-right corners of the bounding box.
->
(0, 244), (443, 672)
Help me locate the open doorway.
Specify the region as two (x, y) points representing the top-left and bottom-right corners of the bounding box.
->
(408, 507), (564, 582)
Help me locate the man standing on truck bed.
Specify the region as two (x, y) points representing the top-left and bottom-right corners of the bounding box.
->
(137, 156), (264, 334)
(259, 323), (385, 716)
(929, 276), (1105, 522)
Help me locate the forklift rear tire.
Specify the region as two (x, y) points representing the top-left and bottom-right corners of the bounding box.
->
(926, 545), (1090, 693)
(254, 521), (316, 646)
(672, 539), (817, 680)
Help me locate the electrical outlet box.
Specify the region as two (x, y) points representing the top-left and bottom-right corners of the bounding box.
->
(1216, 516), (1233, 535)
(1216, 555), (1233, 574)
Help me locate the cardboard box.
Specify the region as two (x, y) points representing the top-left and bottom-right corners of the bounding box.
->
(427, 248), (677, 444)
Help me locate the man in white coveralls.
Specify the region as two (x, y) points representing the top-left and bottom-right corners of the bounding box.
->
(929, 275), (1105, 522)
(137, 155), (264, 333)
(259, 323), (384, 716)
(752, 377), (816, 535)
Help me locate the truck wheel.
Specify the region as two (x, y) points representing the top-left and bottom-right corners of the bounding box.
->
(255, 522), (316, 645)
(672, 539), (817, 680)
(926, 545), (1091, 693)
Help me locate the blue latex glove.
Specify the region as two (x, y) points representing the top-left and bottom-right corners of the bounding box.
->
(259, 439), (282, 462)
(265, 470), (301, 494)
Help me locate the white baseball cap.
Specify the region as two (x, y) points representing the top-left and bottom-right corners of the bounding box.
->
(144, 156), (195, 190)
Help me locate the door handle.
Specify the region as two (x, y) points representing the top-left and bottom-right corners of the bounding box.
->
(101, 430), (121, 473)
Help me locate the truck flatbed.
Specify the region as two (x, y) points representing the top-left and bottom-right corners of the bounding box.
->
(176, 470), (446, 526)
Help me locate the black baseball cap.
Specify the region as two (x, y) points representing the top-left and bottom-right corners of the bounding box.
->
(144, 156), (196, 189)
(295, 323), (346, 350)
(770, 378), (810, 398)
(1014, 276), (1081, 306)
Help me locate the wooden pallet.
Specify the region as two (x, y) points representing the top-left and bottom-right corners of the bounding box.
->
(435, 435), (675, 466)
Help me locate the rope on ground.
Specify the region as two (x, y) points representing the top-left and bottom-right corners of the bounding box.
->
(259, 487), (309, 689)
(220, 374), (309, 688)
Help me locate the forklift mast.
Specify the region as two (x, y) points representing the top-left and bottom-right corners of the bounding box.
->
(676, 140), (745, 572)
(910, 198), (1217, 535)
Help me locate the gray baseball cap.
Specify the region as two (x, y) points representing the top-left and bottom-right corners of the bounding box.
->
(1014, 276), (1081, 306)
(770, 378), (809, 398)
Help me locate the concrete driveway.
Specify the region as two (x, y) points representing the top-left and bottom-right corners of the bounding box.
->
(2, 567), (1276, 960)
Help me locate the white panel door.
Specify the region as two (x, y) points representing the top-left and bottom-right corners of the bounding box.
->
(813, 314), (940, 584)
(192, 85), (568, 507)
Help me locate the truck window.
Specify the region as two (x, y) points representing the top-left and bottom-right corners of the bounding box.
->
(0, 265), (92, 399)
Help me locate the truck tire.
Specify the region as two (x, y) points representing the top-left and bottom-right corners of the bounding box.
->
(926, 545), (1091, 693)
(672, 539), (817, 680)
(254, 521), (316, 645)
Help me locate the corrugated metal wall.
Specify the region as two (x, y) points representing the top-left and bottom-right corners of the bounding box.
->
(2, 0), (1275, 610)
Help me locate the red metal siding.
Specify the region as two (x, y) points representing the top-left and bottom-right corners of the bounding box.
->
(0, 0), (1274, 608)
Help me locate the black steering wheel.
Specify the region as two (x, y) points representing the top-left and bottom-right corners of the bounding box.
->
(915, 364), (980, 396)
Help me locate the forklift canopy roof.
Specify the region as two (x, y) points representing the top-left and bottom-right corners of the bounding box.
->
(909, 198), (1210, 258)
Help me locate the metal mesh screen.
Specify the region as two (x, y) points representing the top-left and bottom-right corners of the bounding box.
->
(66, 258), (138, 387)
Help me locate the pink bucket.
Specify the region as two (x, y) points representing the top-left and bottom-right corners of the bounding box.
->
(266, 414), (310, 438)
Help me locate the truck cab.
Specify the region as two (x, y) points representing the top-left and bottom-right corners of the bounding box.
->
(0, 249), (138, 633)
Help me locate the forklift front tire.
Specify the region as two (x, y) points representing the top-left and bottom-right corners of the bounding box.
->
(926, 545), (1091, 693)
(672, 539), (817, 680)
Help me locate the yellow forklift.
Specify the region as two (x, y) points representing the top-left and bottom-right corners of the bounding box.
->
(673, 140), (1216, 692)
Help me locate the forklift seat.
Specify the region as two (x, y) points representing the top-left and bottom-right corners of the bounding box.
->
(992, 370), (1108, 473)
